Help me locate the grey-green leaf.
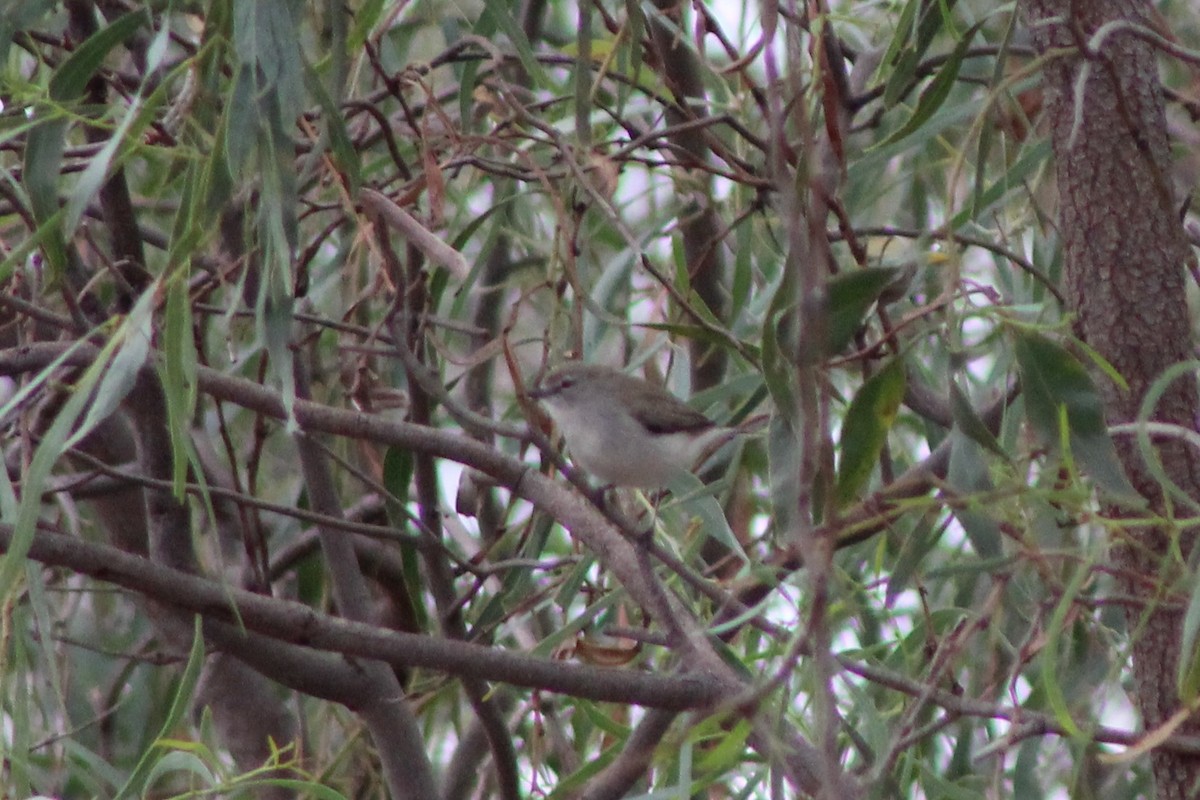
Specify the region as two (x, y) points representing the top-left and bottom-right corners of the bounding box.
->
(1013, 330), (1141, 503)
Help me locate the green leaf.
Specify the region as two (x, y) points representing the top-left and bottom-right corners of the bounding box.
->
(49, 10), (150, 101)
(879, 0), (922, 107)
(945, 429), (1003, 559)
(950, 138), (1051, 229)
(232, 781), (349, 799)
(460, 0), (549, 128)
(116, 617), (207, 799)
(479, 0), (548, 91)
(884, 512), (942, 604)
(163, 276), (198, 497)
(882, 0), (963, 108)
(24, 9), (151, 275)
(224, 68), (258, 171)
(1040, 562), (1088, 739)
(143, 13), (173, 74)
(0, 331), (126, 600)
(22, 118), (69, 274)
(304, 61), (362, 192)
(65, 286), (156, 451)
(875, 20), (984, 150)
(62, 94), (146, 238)
(972, 10), (1018, 219)
(141, 750), (217, 792)
(825, 267), (898, 355)
(1130, 361), (1200, 513)
(8, 607), (33, 796)
(767, 415), (802, 537)
(259, 282), (298, 431)
(233, 0), (306, 121)
(949, 380), (1006, 459)
(547, 731), (620, 798)
(348, 0), (386, 51)
(836, 358), (907, 507)
(1179, 574), (1200, 701)
(0, 0), (56, 66)
(0, 434), (15, 521)
(23, 564), (65, 733)
(579, 697), (634, 740)
(664, 470), (748, 561)
(1013, 330), (1141, 502)
(762, 251), (800, 426)
(383, 446), (414, 509)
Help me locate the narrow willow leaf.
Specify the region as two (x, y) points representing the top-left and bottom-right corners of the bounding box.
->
(553, 551), (596, 611)
(767, 414), (802, 539)
(115, 617), (206, 799)
(22, 121), (69, 273)
(304, 61), (362, 192)
(0, 336), (89, 428)
(551, 735), (620, 796)
(1040, 563), (1088, 739)
(383, 445), (414, 510)
(25, 10), (150, 274)
(236, 781), (351, 799)
(946, 429), (1003, 559)
(875, 20), (984, 150)
(886, 1), (960, 110)
(1178, 574), (1200, 702)
(665, 470), (748, 561)
(140, 751), (217, 791)
(459, 13), (494, 129)
(825, 266), (898, 355)
(224, 68), (258, 171)
(836, 358), (907, 507)
(1127, 361), (1200, 513)
(951, 139), (1051, 229)
(0, 326), (131, 601)
(163, 276), (198, 497)
(65, 286), (157, 451)
(348, 0), (386, 51)
(949, 380), (1006, 459)
(48, 10), (149, 101)
(233, 0), (305, 121)
(261, 285), (298, 431)
(8, 614), (33, 796)
(0, 445), (14, 519)
(884, 513), (942, 605)
(533, 592), (617, 661)
(761, 252), (800, 425)
(0, 0), (57, 65)
(972, 10), (1018, 218)
(1013, 330), (1141, 502)
(143, 13), (172, 74)
(62, 96), (145, 238)
(574, 1), (593, 147)
(479, 0), (549, 90)
(879, 0), (922, 107)
(23, 565), (65, 723)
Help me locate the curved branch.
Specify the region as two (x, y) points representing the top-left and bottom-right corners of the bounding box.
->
(3, 520), (725, 710)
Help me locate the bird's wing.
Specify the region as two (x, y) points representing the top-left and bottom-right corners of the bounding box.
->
(634, 401), (715, 434)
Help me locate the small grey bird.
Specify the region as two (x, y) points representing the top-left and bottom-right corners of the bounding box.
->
(529, 363), (740, 488)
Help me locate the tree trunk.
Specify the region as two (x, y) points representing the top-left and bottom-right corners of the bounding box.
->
(1023, 1), (1200, 796)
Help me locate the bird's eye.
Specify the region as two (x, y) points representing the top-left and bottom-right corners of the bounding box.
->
(559, 378), (574, 389)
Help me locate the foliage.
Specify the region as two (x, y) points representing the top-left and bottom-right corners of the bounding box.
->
(0, 1), (1198, 798)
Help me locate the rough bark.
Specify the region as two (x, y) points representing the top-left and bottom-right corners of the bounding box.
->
(1023, 1), (1200, 796)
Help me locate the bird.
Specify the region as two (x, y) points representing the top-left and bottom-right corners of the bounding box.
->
(529, 363), (742, 488)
